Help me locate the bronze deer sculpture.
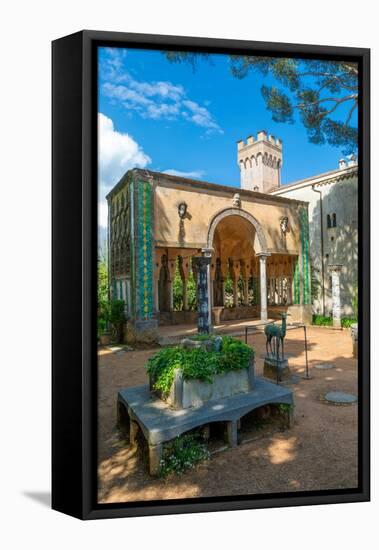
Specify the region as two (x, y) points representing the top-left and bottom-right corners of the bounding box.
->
(264, 312), (290, 360)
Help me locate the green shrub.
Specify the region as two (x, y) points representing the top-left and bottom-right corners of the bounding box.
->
(108, 300), (126, 343)
(97, 317), (107, 338)
(159, 433), (210, 477)
(312, 314), (358, 328)
(277, 403), (293, 414)
(341, 317), (358, 328)
(146, 336), (254, 396)
(312, 314), (333, 326)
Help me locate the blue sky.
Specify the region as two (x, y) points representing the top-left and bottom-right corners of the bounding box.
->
(98, 47), (355, 228)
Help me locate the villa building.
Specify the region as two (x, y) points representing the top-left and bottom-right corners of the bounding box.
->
(107, 131), (314, 342)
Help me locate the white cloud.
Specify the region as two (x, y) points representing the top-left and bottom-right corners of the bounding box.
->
(98, 113), (151, 228)
(100, 48), (223, 134)
(163, 169), (205, 179)
(182, 100), (223, 133)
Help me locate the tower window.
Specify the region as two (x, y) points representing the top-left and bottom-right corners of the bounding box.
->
(327, 213), (337, 228)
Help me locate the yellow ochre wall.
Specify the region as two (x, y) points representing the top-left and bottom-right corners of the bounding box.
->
(153, 178), (306, 255)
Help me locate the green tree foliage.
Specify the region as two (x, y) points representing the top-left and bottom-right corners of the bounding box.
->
(97, 255), (109, 335)
(108, 299), (126, 343)
(165, 53), (358, 154)
(173, 259), (197, 311)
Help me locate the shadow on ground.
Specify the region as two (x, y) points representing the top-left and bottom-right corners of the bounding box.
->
(97, 326), (358, 504)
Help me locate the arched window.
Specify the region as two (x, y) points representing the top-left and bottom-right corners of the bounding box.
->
(327, 214), (331, 228)
(332, 213), (337, 227)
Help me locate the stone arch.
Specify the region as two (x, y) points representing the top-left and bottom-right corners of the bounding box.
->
(206, 208), (268, 254)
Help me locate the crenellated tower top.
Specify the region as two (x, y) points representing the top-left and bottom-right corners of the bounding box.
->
(237, 130), (283, 194)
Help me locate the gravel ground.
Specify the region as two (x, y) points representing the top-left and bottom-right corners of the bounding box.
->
(97, 326), (358, 504)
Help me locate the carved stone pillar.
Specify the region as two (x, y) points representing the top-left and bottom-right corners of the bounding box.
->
(220, 261), (229, 307)
(155, 279), (160, 313)
(243, 278), (249, 306)
(230, 260), (241, 307)
(232, 279), (238, 307)
(240, 260), (250, 307)
(182, 279), (188, 311)
(167, 255), (176, 312)
(192, 251), (212, 334)
(257, 253), (270, 321)
(179, 255), (191, 311)
(328, 264), (342, 328)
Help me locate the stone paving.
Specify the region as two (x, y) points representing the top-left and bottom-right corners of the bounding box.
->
(97, 325), (358, 504)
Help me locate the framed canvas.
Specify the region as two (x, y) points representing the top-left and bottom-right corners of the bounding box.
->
(52, 30), (370, 520)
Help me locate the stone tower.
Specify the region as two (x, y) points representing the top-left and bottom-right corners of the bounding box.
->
(237, 130), (283, 194)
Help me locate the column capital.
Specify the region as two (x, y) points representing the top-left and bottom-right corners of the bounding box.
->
(328, 264), (343, 273)
(201, 247), (214, 258)
(192, 255), (211, 268)
(256, 252), (271, 260)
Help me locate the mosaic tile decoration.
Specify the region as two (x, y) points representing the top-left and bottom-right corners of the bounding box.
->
(300, 207), (311, 305)
(293, 256), (300, 304)
(136, 181), (153, 320)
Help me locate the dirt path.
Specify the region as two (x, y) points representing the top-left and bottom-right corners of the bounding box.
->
(97, 326), (358, 503)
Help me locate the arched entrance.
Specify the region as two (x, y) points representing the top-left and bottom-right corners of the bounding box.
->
(207, 210), (269, 320)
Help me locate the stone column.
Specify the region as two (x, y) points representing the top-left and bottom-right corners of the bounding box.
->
(154, 279), (160, 313)
(182, 278), (188, 311)
(328, 264), (342, 328)
(221, 280), (226, 307)
(288, 277), (292, 304)
(168, 281), (174, 311)
(257, 253), (270, 321)
(192, 251), (212, 334)
(244, 278), (249, 306)
(232, 278), (238, 307)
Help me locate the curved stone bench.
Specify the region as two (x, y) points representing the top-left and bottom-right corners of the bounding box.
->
(117, 377), (294, 476)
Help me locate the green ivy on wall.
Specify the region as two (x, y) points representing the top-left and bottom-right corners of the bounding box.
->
(137, 181), (153, 319)
(293, 257), (300, 304)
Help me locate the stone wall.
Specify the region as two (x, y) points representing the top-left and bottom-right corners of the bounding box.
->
(272, 168), (358, 316)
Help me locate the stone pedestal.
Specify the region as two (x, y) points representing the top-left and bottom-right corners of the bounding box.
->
(328, 264), (342, 329)
(212, 306), (224, 325)
(351, 323), (358, 359)
(99, 332), (112, 346)
(128, 319), (158, 343)
(263, 356), (291, 382)
(257, 253), (270, 321)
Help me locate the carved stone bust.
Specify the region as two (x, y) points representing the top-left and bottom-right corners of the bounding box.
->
(178, 202), (187, 219)
(280, 216), (289, 234)
(232, 193), (241, 208)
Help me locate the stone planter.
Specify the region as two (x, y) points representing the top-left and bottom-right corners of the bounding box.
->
(99, 331), (112, 346)
(150, 358), (255, 410)
(351, 323), (358, 359)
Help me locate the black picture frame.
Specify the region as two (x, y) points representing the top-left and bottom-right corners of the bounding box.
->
(52, 30), (370, 520)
